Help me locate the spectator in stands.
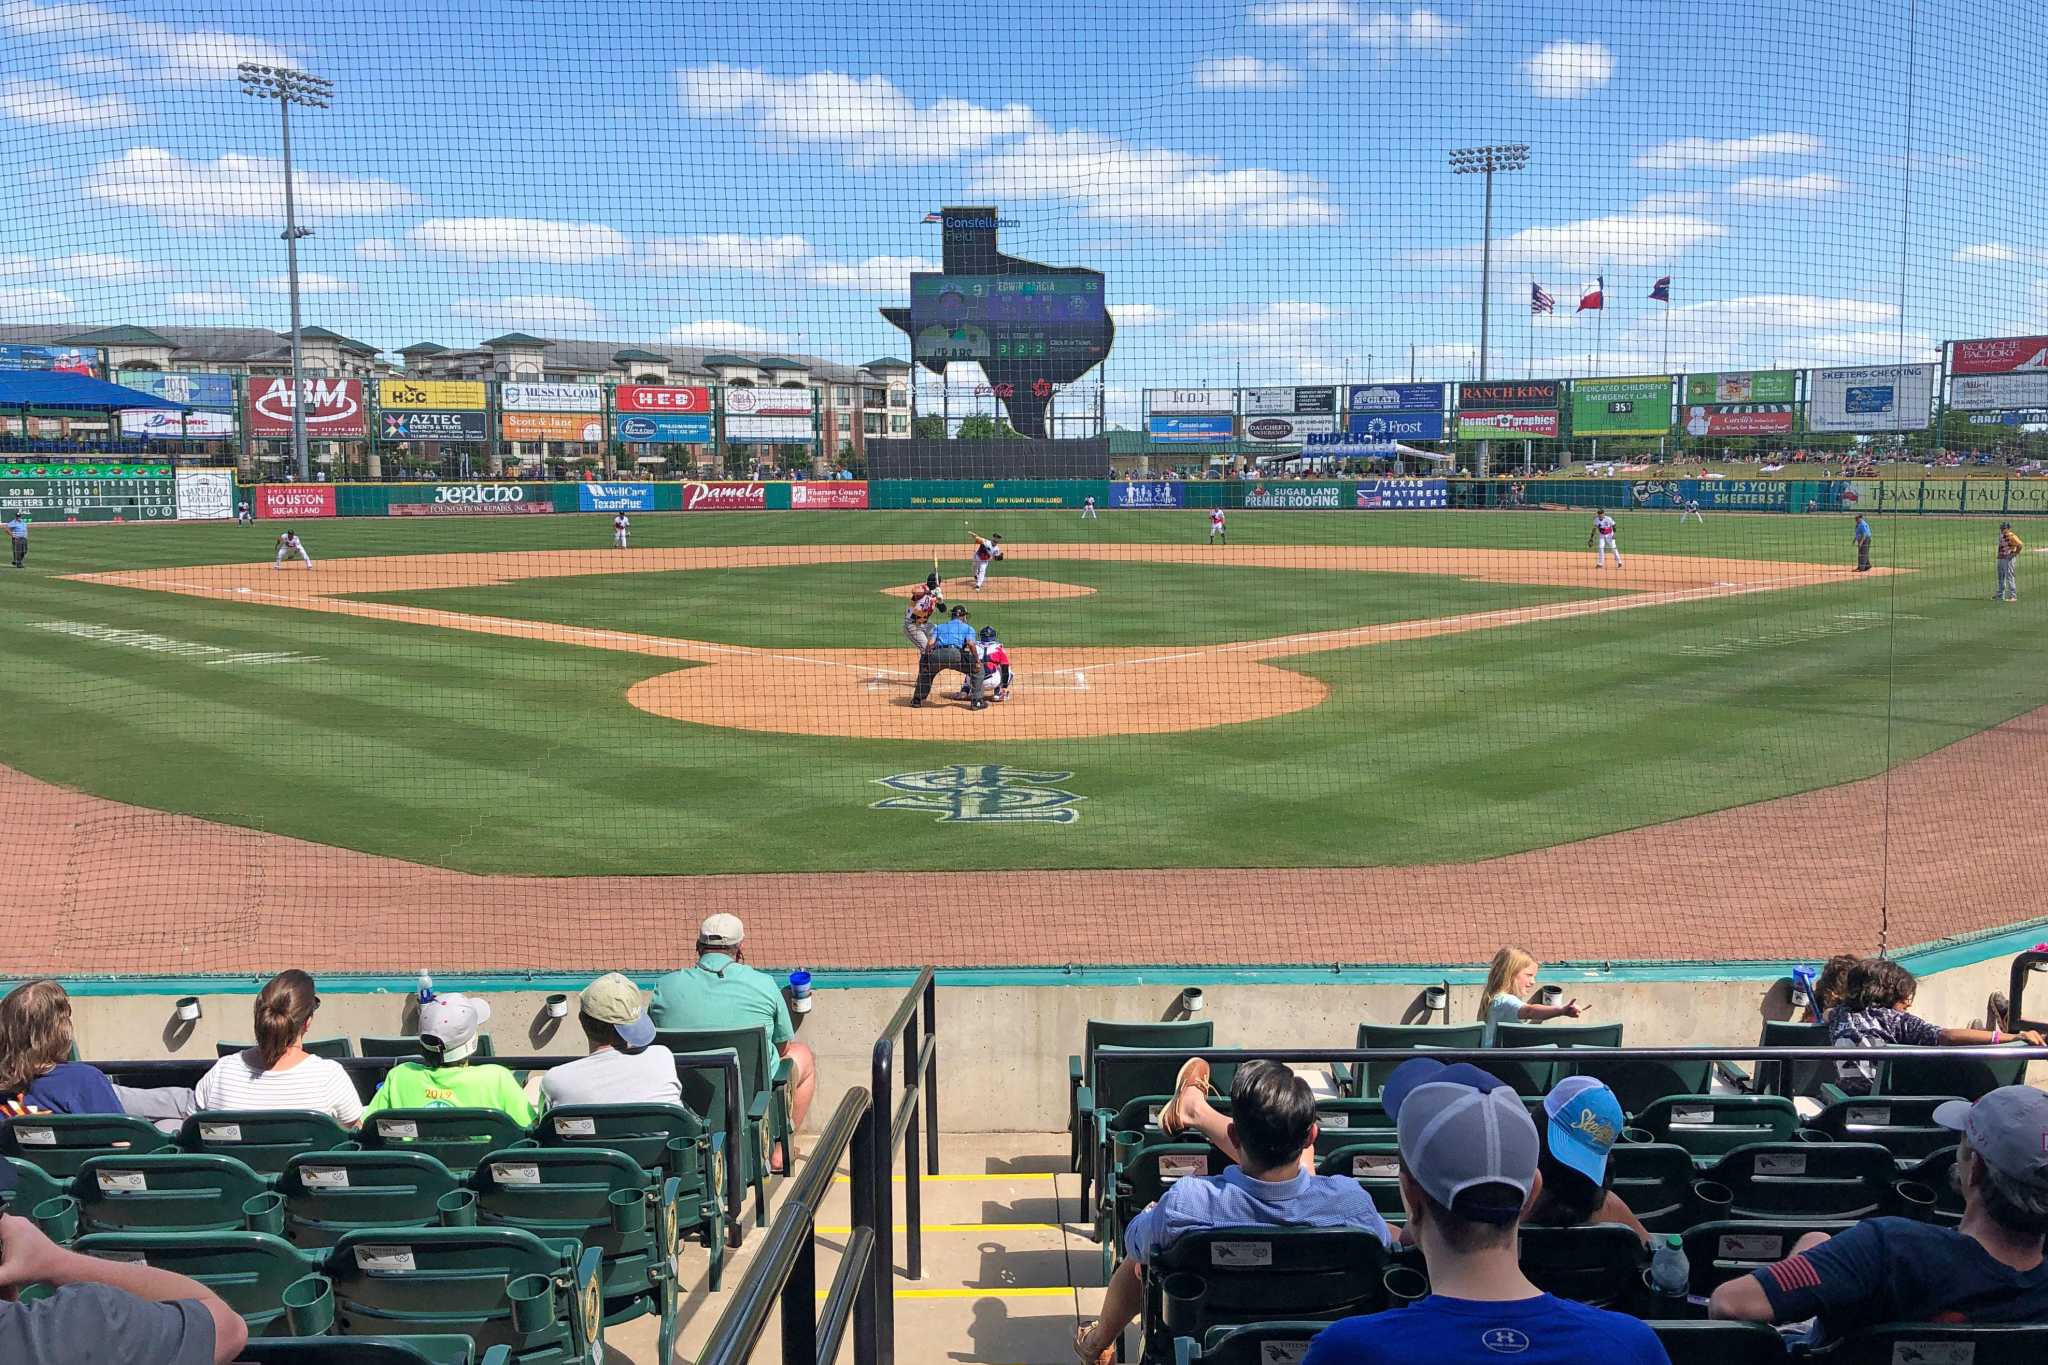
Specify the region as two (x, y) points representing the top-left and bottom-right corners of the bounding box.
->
(1806, 952), (1860, 1022)
(193, 970), (361, 1126)
(1074, 1060), (1393, 1364)
(1524, 1077), (1648, 1241)
(649, 914), (815, 1168)
(0, 1174), (249, 1363)
(362, 993), (533, 1125)
(539, 973), (680, 1109)
(0, 979), (120, 1116)
(1302, 1060), (1667, 1365)
(1476, 947), (1585, 1046)
(1710, 1085), (2048, 1339)
(1824, 958), (2042, 1096)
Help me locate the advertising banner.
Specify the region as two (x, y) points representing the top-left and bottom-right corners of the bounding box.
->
(258, 485), (337, 519)
(724, 414), (812, 442)
(119, 409), (237, 439)
(1148, 415), (1233, 444)
(1951, 335), (2048, 375)
(578, 482), (658, 512)
(502, 412), (604, 442)
(1458, 379), (1559, 408)
(116, 371), (235, 409)
(1677, 404), (1796, 437)
(1306, 433), (1398, 457)
(0, 344), (95, 375)
(2003, 481), (2048, 514)
(1242, 413), (1337, 444)
(1347, 410), (1446, 441)
(1682, 370), (1798, 405)
(500, 383), (602, 413)
(1949, 373), (2048, 412)
(1109, 480), (1186, 509)
(376, 379), (487, 410)
(1244, 481), (1343, 509)
(1807, 363), (1936, 432)
(682, 480), (769, 511)
(1353, 479), (1448, 509)
(1456, 409), (1560, 439)
(789, 481), (869, 509)
(1570, 377), (1674, 436)
(1148, 388), (1235, 414)
(1349, 382), (1447, 412)
(722, 386), (815, 416)
(615, 413), (713, 443)
(247, 378), (366, 438)
(614, 384), (712, 414)
(174, 469), (236, 520)
(1243, 386), (1337, 415)
(382, 411), (488, 441)
(390, 484), (555, 516)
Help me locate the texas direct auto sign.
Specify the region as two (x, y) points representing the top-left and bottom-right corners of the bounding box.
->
(614, 384), (712, 413)
(247, 378), (366, 438)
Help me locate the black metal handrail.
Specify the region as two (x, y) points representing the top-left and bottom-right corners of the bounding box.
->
(1094, 1044), (2048, 1062)
(2010, 949), (2048, 1033)
(868, 966), (938, 1365)
(696, 1086), (877, 1365)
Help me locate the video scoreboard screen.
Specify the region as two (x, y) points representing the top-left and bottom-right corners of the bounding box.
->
(909, 273), (1109, 362)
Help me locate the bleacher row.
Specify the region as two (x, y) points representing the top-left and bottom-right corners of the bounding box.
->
(1068, 1017), (2048, 1365)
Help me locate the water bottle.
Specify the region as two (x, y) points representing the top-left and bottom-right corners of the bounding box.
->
(1650, 1234), (1690, 1299)
(788, 969), (813, 1015)
(416, 970), (435, 1006)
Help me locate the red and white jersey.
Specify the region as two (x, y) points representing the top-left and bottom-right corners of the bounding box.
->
(905, 588), (943, 625)
(1211, 510), (1226, 526)
(972, 537), (995, 561)
(1594, 515), (1616, 537)
(613, 514), (630, 531)
(981, 640), (1010, 668)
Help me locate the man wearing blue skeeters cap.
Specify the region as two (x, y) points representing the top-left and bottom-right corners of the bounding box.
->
(1303, 1058), (1667, 1365)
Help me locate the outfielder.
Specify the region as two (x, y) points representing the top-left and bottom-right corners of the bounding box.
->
(273, 530), (313, 570)
(903, 572), (945, 650)
(1589, 511), (1621, 568)
(236, 501), (253, 526)
(1679, 497), (1704, 525)
(968, 532), (1004, 590)
(1997, 521), (2023, 602)
(1080, 495), (1098, 520)
(613, 512), (631, 549)
(1208, 508), (1227, 544)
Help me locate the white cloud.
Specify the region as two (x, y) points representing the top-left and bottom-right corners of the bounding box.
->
(405, 218), (629, 264)
(1952, 242), (2048, 267)
(1524, 40), (1613, 99)
(1635, 132), (1821, 171)
(1728, 172), (1848, 201)
(165, 290), (249, 314)
(56, 50), (132, 77)
(1183, 302), (1351, 380)
(663, 320), (797, 349)
(679, 65), (1040, 163)
(1193, 56), (1300, 90)
(804, 255), (939, 292)
(451, 294), (608, 328)
(354, 238), (403, 262)
(1669, 294), (1895, 331)
(84, 149), (419, 226)
(1609, 294), (1919, 371)
(1406, 212), (1727, 270)
(0, 250), (157, 283)
(1251, 3), (1462, 47)
(1110, 304), (1171, 327)
(0, 0), (292, 84)
(1772, 330), (1937, 368)
(256, 272), (357, 294)
(0, 284), (75, 320)
(0, 75), (139, 127)
(971, 130), (1338, 228)
(1630, 190), (1712, 214)
(641, 233), (814, 273)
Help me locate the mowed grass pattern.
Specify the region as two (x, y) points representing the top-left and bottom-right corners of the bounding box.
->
(0, 508), (2039, 875)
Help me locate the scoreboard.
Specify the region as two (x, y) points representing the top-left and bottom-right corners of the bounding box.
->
(0, 462), (178, 522)
(908, 273), (1109, 363)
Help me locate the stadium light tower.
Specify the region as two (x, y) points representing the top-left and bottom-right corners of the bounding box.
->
(239, 63), (333, 482)
(1450, 144), (1530, 474)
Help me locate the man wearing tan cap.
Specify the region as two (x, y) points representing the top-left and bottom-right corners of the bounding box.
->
(538, 973), (682, 1110)
(650, 914), (817, 1166)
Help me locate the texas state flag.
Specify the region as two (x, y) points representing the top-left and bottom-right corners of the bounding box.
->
(1578, 276), (1605, 312)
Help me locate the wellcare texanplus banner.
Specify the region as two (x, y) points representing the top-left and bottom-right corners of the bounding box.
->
(1570, 377), (1673, 436)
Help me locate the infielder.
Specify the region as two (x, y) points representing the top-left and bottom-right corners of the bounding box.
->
(273, 530), (313, 570)
(1589, 511), (1621, 568)
(1997, 521), (2023, 602)
(968, 532), (1004, 590)
(613, 512), (631, 549)
(1208, 508), (1227, 544)
(903, 572), (945, 650)
(1679, 497), (1704, 525)
(1080, 495), (1098, 520)
(235, 501), (253, 526)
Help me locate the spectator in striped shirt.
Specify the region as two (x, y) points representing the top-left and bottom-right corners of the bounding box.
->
(192, 971), (361, 1127)
(1822, 958), (2042, 1096)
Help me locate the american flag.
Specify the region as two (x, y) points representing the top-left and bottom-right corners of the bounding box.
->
(1531, 282), (1555, 315)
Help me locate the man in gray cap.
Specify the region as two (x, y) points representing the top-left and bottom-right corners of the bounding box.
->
(538, 973), (681, 1110)
(649, 914), (816, 1166)
(1711, 1084), (2048, 1340)
(1303, 1060), (1666, 1365)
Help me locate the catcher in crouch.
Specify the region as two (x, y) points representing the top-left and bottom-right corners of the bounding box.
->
(910, 605), (987, 709)
(967, 532), (1004, 590)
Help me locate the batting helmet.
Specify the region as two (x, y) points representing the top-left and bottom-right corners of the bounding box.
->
(925, 571), (941, 589)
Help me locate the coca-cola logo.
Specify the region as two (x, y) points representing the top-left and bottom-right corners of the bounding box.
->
(1247, 418), (1294, 440)
(683, 481), (767, 511)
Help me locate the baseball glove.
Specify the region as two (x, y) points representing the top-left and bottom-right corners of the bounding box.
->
(1585, 532), (1595, 549)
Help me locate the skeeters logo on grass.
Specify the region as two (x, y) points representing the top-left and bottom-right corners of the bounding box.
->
(871, 765), (1084, 823)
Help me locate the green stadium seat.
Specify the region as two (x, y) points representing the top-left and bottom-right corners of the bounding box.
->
(1753, 1021), (1830, 1100)
(1813, 1323), (2048, 1365)
(1101, 1137), (1226, 1278)
(1877, 1051), (2028, 1103)
(279, 1149), (464, 1249)
(1080, 1046), (1241, 1217)
(236, 1336), (499, 1365)
(1144, 1228), (1391, 1362)
(1678, 1219), (1856, 1297)
(535, 1102), (729, 1273)
(179, 1110), (354, 1177)
(1491, 1022), (1625, 1095)
(72, 1229), (320, 1337)
(74, 1152), (271, 1236)
(1515, 1223), (1645, 1308)
(2, 1155), (65, 1215)
(1702, 1141), (1904, 1221)
(1633, 1095), (1801, 1162)
(1804, 1094), (1967, 1162)
(1569, 1055), (1713, 1118)
(1173, 1320), (1331, 1364)
(1650, 1320), (1789, 1365)
(1069, 1020), (1214, 1206)
(359, 1108), (529, 1177)
(216, 1038), (357, 1060)
(471, 1146), (684, 1362)
(1901, 1147), (1964, 1225)
(2, 1112), (173, 1179)
(655, 1029), (791, 1229)
(1607, 1141), (1703, 1233)
(1315, 1142), (1406, 1226)
(1348, 1023), (1485, 1098)
(359, 1035), (497, 1060)
(324, 1225), (604, 1365)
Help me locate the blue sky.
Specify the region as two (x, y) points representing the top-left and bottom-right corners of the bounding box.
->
(3, 0), (2045, 418)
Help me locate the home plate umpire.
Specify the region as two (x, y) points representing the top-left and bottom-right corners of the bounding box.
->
(910, 605), (987, 710)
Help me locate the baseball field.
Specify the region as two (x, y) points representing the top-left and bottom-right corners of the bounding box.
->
(4, 505), (2045, 974)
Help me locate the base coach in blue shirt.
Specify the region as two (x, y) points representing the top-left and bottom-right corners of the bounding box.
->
(911, 605), (987, 709)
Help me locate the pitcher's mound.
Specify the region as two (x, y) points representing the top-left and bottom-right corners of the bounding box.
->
(883, 577), (1095, 602)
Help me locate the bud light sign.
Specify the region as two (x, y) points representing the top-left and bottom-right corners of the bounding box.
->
(579, 482), (657, 512)
(1109, 481), (1185, 509)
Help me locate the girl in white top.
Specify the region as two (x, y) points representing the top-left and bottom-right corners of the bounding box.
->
(194, 969), (361, 1126)
(1477, 946), (1586, 1046)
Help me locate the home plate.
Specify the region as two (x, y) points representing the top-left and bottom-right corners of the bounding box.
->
(236, 587), (251, 593)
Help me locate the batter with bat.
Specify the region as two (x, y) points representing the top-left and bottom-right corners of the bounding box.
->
(903, 570), (946, 651)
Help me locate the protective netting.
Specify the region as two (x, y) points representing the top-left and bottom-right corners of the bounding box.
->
(4, 1), (2048, 976)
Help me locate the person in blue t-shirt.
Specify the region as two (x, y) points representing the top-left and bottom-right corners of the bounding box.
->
(1710, 1085), (2048, 1342)
(1302, 1059), (1667, 1365)
(1073, 1060), (1392, 1364)
(0, 979), (121, 1117)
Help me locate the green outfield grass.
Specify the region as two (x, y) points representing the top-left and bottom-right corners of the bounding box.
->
(0, 508), (2040, 876)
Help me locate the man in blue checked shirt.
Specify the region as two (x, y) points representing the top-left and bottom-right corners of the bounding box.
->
(910, 605), (986, 709)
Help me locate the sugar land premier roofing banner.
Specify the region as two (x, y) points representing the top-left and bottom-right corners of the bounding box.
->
(1244, 481), (1343, 509)
(1950, 335), (2048, 374)
(1570, 377), (1674, 436)
(376, 379), (487, 411)
(1148, 387), (1235, 414)
(247, 378), (366, 438)
(1456, 409), (1560, 439)
(1678, 404), (1796, 437)
(1806, 363), (1937, 433)
(1682, 370), (1798, 405)
(1949, 373), (2048, 412)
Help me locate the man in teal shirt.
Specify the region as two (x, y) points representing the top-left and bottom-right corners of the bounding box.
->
(649, 914), (816, 1167)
